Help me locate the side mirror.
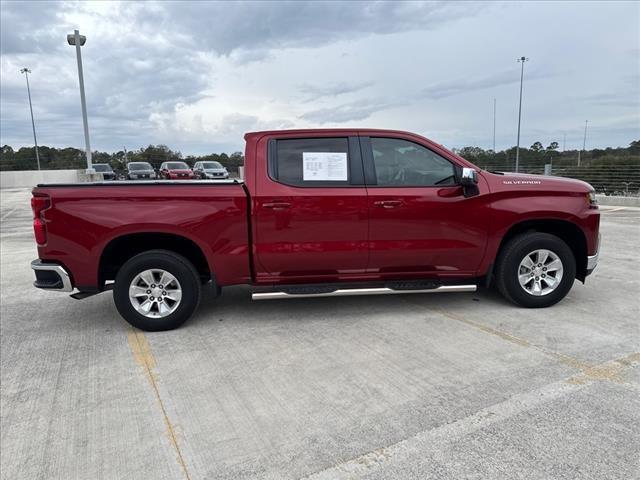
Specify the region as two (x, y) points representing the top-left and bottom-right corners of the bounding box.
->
(458, 167), (479, 198)
(460, 167), (477, 186)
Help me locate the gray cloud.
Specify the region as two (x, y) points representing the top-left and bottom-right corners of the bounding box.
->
(299, 98), (402, 123)
(299, 81), (373, 102)
(0, 1), (637, 154)
(421, 68), (553, 99)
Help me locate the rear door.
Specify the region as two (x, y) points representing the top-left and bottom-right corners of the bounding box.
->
(253, 134), (369, 282)
(361, 135), (490, 277)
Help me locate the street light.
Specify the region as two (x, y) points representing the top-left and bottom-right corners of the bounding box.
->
(515, 56), (528, 173)
(20, 68), (40, 170)
(67, 29), (94, 173)
(578, 119), (589, 167)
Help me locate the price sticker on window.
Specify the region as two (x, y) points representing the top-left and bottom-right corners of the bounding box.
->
(302, 152), (348, 181)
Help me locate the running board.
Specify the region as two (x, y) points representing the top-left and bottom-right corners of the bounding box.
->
(252, 284), (476, 301)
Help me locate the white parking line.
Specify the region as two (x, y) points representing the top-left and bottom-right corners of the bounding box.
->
(602, 206), (627, 213)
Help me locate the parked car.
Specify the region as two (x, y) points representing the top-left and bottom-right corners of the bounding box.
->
(192, 161), (230, 179)
(126, 162), (156, 180)
(159, 161), (195, 180)
(30, 128), (600, 331)
(93, 163), (117, 180)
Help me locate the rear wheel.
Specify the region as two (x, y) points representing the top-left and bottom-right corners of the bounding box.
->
(113, 250), (201, 331)
(495, 233), (576, 308)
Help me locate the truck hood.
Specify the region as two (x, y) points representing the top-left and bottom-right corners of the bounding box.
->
(167, 169), (192, 174)
(484, 171), (594, 193)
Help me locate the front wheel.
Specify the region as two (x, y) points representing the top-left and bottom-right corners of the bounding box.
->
(495, 233), (576, 308)
(113, 250), (201, 331)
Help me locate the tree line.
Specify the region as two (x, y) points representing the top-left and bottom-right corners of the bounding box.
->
(1, 140), (638, 173)
(0, 144), (245, 173)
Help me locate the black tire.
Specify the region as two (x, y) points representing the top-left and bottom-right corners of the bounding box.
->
(495, 232), (576, 308)
(113, 250), (201, 331)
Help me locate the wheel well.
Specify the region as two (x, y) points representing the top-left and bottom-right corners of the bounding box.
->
(497, 220), (588, 282)
(99, 233), (211, 287)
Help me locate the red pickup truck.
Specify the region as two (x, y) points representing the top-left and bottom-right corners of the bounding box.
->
(30, 129), (600, 331)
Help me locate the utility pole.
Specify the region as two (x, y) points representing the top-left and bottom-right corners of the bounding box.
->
(578, 120), (588, 167)
(492, 98), (496, 152)
(515, 56), (528, 173)
(20, 68), (40, 170)
(563, 132), (566, 152)
(67, 30), (94, 173)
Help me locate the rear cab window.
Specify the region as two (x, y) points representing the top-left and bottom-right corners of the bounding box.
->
(268, 137), (363, 187)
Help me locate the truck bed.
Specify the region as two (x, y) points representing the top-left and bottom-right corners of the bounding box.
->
(33, 181), (251, 289)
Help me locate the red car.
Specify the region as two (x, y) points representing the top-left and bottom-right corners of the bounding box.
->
(30, 128), (600, 331)
(159, 161), (195, 180)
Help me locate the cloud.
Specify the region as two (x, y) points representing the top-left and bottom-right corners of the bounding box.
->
(420, 68), (553, 99)
(298, 81), (373, 102)
(299, 98), (402, 123)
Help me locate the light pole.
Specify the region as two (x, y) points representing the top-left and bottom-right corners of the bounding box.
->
(20, 68), (40, 170)
(578, 120), (588, 167)
(492, 98), (496, 152)
(67, 29), (94, 173)
(515, 56), (528, 173)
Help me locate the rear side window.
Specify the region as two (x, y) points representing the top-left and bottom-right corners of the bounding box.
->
(370, 137), (456, 187)
(272, 138), (351, 187)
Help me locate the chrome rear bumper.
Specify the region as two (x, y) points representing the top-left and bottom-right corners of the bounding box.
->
(31, 260), (73, 292)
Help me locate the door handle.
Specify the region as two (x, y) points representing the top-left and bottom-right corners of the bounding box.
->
(373, 200), (402, 209)
(263, 202), (291, 210)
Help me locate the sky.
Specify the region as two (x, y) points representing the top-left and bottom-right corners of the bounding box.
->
(1, 0), (639, 155)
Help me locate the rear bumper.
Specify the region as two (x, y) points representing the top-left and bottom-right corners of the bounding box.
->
(31, 260), (73, 292)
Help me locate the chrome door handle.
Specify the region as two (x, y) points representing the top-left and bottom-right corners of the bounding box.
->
(263, 202), (291, 210)
(373, 200), (402, 209)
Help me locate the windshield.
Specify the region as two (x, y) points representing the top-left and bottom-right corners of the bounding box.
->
(203, 162), (223, 169)
(128, 163), (152, 171)
(166, 162), (189, 169)
(93, 164), (112, 172)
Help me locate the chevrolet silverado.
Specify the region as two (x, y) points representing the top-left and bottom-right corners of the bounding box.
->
(30, 129), (600, 330)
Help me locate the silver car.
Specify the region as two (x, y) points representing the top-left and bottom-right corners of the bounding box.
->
(192, 161), (229, 180)
(126, 162), (156, 180)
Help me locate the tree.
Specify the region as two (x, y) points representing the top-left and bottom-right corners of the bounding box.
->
(547, 142), (559, 151)
(530, 142), (544, 152)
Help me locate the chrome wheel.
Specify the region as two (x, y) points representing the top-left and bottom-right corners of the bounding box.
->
(517, 249), (564, 296)
(128, 269), (182, 318)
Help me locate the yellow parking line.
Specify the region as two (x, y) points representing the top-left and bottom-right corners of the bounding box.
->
(127, 328), (191, 480)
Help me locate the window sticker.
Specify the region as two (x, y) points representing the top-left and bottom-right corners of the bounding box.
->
(302, 152), (348, 181)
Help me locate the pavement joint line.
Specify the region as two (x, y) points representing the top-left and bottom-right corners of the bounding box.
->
(300, 351), (640, 480)
(0, 207), (17, 222)
(301, 378), (585, 480)
(126, 327), (191, 480)
(432, 307), (640, 385)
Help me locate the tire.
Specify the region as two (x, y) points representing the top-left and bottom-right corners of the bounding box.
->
(495, 232), (576, 308)
(113, 250), (201, 331)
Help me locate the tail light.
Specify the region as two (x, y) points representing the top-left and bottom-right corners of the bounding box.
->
(31, 194), (50, 245)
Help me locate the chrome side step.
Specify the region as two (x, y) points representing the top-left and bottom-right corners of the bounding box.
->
(252, 284), (476, 301)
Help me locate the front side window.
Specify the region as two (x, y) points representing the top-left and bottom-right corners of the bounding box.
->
(370, 137), (455, 186)
(274, 137), (350, 186)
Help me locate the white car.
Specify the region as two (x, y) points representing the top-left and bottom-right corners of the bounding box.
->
(192, 161), (229, 179)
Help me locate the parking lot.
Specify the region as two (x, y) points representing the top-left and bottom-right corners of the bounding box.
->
(1, 187), (638, 480)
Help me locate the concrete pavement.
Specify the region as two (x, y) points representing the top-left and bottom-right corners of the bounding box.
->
(1, 188), (639, 480)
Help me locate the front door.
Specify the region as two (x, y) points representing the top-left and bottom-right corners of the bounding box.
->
(361, 135), (490, 278)
(253, 135), (369, 282)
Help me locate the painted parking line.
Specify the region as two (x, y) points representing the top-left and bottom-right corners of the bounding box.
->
(602, 206), (627, 213)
